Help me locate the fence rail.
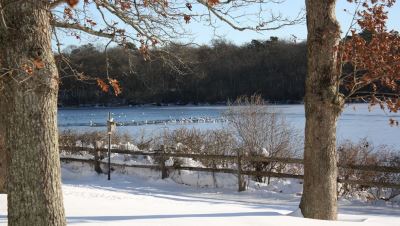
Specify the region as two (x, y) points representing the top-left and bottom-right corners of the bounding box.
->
(59, 146), (400, 190)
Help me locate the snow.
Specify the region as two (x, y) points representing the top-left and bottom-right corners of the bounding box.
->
(118, 142), (140, 151)
(392, 195), (400, 203)
(1, 163), (399, 226)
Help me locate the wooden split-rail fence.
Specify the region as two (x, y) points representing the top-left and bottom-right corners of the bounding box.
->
(59, 146), (400, 191)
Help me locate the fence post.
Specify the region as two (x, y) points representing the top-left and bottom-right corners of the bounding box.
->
(160, 145), (168, 179)
(237, 151), (246, 192)
(107, 112), (112, 180)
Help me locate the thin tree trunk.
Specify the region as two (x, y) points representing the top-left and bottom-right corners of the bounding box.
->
(300, 0), (343, 220)
(0, 1), (66, 225)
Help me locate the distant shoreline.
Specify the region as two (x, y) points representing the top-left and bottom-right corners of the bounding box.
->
(56, 100), (373, 110)
(57, 100), (305, 109)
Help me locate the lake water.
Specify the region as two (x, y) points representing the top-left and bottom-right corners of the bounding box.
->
(58, 104), (400, 149)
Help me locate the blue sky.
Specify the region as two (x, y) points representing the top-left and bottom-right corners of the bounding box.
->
(56, 0), (400, 48)
(188, 0), (400, 44)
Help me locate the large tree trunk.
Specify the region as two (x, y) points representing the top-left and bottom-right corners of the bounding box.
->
(0, 121), (6, 193)
(299, 0), (343, 220)
(0, 1), (66, 225)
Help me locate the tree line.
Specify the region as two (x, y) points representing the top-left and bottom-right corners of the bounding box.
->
(57, 38), (307, 106)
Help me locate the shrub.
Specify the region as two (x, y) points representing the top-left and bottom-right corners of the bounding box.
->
(338, 138), (400, 200)
(59, 130), (134, 148)
(224, 95), (301, 183)
(159, 128), (236, 168)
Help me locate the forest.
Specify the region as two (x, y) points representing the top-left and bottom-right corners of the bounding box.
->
(57, 37), (307, 106)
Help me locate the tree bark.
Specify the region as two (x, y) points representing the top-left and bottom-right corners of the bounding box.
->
(0, 120), (6, 193)
(0, 1), (66, 225)
(300, 0), (343, 220)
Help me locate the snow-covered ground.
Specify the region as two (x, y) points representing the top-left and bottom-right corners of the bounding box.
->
(1, 163), (399, 226)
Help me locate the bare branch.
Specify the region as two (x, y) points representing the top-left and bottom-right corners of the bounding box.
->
(52, 20), (115, 39)
(50, 0), (66, 9)
(196, 0), (305, 32)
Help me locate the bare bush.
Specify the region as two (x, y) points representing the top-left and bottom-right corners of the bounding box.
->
(59, 130), (134, 148)
(160, 128), (231, 167)
(201, 130), (237, 167)
(162, 128), (205, 154)
(112, 132), (133, 147)
(59, 130), (137, 173)
(158, 128), (237, 187)
(131, 129), (155, 150)
(201, 130), (237, 187)
(225, 95), (301, 183)
(145, 128), (203, 178)
(338, 138), (400, 200)
(59, 129), (79, 148)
